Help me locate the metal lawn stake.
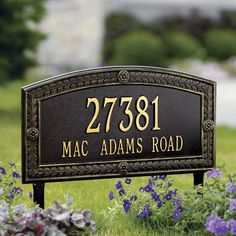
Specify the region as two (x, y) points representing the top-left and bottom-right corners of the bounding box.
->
(21, 66), (216, 208)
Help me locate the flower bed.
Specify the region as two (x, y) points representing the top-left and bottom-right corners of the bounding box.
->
(0, 163), (95, 236)
(106, 168), (236, 235)
(0, 162), (235, 235)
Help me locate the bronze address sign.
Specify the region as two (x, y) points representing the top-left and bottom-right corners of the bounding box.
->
(22, 66), (216, 184)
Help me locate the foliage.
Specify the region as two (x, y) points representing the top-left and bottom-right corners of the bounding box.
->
(102, 12), (144, 63)
(0, 199), (96, 236)
(105, 169), (236, 235)
(0, 163), (32, 207)
(204, 29), (236, 60)
(150, 10), (214, 39)
(0, 162), (96, 235)
(220, 10), (236, 29)
(103, 11), (236, 65)
(0, 0), (46, 82)
(165, 31), (205, 60)
(109, 30), (166, 67)
(183, 169), (236, 235)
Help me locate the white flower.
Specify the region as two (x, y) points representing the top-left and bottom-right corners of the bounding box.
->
(12, 204), (25, 213)
(0, 187), (4, 194)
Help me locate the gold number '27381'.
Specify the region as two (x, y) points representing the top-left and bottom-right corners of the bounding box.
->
(86, 96), (160, 133)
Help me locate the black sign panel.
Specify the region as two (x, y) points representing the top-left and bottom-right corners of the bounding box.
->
(22, 66), (216, 183)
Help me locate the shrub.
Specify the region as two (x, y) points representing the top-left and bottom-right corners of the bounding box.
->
(204, 29), (236, 60)
(0, 163), (96, 235)
(109, 31), (167, 67)
(0, 1), (46, 82)
(220, 10), (236, 29)
(103, 12), (144, 64)
(105, 168), (236, 235)
(165, 31), (205, 60)
(103, 11), (236, 66)
(0, 199), (96, 235)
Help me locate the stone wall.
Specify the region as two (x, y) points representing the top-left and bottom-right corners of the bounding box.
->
(38, 0), (109, 73)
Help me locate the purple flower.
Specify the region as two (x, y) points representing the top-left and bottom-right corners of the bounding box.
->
(229, 198), (236, 210)
(9, 163), (15, 167)
(168, 182), (173, 187)
(158, 175), (167, 180)
(173, 199), (181, 206)
(0, 166), (6, 175)
(123, 199), (131, 213)
(137, 211), (146, 219)
(119, 189), (125, 196)
(151, 176), (158, 181)
(177, 205), (184, 213)
(226, 182), (236, 193)
(137, 204), (152, 219)
(148, 179), (155, 187)
(164, 191), (172, 201)
(144, 185), (154, 193)
(28, 191), (33, 199)
(115, 181), (122, 189)
(143, 204), (151, 217)
(205, 215), (228, 236)
(151, 192), (160, 202)
(207, 168), (223, 179)
(139, 187), (144, 192)
(108, 191), (114, 201)
(172, 209), (182, 220)
(157, 201), (162, 208)
(65, 194), (73, 206)
(227, 220), (236, 235)
(13, 187), (23, 195)
(125, 178), (131, 184)
(9, 191), (14, 200)
(12, 171), (21, 178)
(173, 189), (178, 196)
(130, 195), (137, 201)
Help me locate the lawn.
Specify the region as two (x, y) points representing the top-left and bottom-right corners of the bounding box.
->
(0, 79), (236, 235)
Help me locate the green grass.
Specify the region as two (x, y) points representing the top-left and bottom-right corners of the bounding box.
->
(0, 80), (236, 235)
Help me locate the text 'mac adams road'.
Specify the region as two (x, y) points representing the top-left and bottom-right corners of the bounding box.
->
(22, 66), (216, 183)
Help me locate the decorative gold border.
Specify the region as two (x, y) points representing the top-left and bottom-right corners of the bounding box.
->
(22, 66), (216, 183)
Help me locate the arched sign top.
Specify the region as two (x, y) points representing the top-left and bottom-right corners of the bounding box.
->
(23, 65), (215, 90)
(22, 66), (216, 184)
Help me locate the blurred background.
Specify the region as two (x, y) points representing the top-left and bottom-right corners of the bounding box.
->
(1, 0), (236, 127)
